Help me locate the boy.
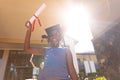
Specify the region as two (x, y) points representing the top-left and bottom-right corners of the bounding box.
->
(24, 21), (79, 80)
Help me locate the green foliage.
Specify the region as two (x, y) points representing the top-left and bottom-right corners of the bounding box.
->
(88, 72), (97, 77)
(78, 71), (85, 80)
(78, 71), (107, 80)
(79, 71), (84, 77)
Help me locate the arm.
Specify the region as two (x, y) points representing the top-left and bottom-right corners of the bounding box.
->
(66, 49), (79, 80)
(24, 21), (45, 55)
(30, 54), (40, 70)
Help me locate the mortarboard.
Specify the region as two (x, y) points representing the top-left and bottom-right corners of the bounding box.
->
(45, 24), (62, 36)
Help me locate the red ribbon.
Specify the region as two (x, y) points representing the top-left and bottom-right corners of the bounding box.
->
(32, 15), (42, 32)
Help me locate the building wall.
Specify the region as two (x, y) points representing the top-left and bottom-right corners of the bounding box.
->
(92, 21), (120, 80)
(76, 53), (98, 74)
(77, 54), (98, 62)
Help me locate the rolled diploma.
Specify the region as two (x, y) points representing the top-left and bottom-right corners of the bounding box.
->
(29, 3), (46, 24)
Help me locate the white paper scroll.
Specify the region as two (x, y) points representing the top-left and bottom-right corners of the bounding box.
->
(29, 3), (46, 24)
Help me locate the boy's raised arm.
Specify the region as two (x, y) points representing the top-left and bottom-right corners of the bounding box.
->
(24, 21), (45, 55)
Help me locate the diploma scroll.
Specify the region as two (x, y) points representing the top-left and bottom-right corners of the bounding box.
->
(29, 3), (46, 24)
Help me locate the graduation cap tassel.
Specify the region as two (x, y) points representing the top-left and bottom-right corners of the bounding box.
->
(31, 15), (42, 32)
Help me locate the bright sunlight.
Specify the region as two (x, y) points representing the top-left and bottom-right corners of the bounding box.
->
(61, 3), (94, 53)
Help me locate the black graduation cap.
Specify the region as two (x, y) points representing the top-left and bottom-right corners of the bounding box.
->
(45, 24), (62, 36)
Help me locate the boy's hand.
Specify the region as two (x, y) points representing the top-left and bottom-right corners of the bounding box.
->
(25, 21), (32, 29)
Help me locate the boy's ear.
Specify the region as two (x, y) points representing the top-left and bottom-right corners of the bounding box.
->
(41, 35), (48, 42)
(41, 35), (48, 38)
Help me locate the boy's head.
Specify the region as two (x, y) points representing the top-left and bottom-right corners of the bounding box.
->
(45, 24), (63, 47)
(45, 24), (61, 36)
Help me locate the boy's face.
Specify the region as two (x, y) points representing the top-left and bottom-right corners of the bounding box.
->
(48, 30), (62, 47)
